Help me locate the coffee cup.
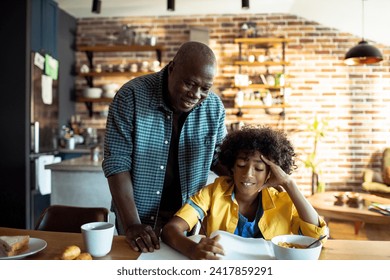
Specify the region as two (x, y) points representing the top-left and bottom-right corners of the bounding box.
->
(81, 222), (114, 257)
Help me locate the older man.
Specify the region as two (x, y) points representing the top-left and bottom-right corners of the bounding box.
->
(103, 41), (227, 252)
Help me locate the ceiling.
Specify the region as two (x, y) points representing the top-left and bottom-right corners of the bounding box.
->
(55, 0), (390, 46)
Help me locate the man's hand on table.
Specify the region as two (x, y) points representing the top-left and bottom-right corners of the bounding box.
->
(125, 224), (160, 252)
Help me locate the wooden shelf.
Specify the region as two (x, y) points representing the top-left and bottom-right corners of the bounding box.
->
(234, 84), (291, 90)
(225, 117), (254, 126)
(76, 97), (113, 103)
(76, 44), (164, 117)
(234, 61), (289, 66)
(234, 101), (289, 109)
(78, 71), (154, 77)
(77, 44), (164, 52)
(234, 37), (292, 47)
(76, 44), (163, 84)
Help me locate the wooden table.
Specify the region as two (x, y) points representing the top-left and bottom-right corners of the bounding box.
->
(308, 192), (390, 234)
(0, 227), (139, 260)
(1, 227), (390, 260)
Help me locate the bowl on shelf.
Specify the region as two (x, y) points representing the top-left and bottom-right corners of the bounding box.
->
(83, 87), (102, 98)
(102, 83), (119, 98)
(271, 234), (323, 260)
(102, 91), (116, 98)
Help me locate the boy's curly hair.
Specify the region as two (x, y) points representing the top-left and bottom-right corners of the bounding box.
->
(218, 126), (297, 175)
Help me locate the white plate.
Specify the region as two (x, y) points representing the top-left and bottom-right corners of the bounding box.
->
(0, 238), (47, 260)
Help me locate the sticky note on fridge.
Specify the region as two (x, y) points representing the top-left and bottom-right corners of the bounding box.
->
(34, 52), (45, 70)
(41, 75), (53, 105)
(44, 54), (59, 80)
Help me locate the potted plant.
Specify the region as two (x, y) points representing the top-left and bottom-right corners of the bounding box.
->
(301, 115), (334, 194)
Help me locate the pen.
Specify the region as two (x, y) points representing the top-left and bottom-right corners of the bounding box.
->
(198, 217), (208, 236)
(198, 217), (219, 257)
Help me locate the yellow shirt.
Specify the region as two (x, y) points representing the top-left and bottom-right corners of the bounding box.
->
(175, 176), (327, 240)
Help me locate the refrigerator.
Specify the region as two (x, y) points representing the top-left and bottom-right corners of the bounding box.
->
(29, 52), (60, 229)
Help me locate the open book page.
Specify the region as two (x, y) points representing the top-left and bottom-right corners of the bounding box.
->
(138, 230), (275, 260)
(210, 230), (275, 260)
(137, 242), (189, 260)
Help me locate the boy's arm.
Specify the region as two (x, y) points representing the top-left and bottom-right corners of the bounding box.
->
(161, 216), (224, 260)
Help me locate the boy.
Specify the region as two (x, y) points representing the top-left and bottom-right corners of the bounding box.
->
(161, 126), (327, 259)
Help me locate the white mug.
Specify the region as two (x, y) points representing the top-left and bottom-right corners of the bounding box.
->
(81, 222), (114, 257)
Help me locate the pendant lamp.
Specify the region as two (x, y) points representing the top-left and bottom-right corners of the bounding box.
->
(92, 0), (101, 14)
(242, 0), (250, 9)
(344, 0), (383, 65)
(167, 0), (175, 11)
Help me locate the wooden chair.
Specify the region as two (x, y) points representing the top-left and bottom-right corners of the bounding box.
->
(35, 205), (110, 233)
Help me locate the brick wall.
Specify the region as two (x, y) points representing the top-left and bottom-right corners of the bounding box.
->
(75, 13), (390, 195)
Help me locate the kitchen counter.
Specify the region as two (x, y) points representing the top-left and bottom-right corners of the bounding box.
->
(58, 147), (91, 153)
(57, 145), (98, 161)
(45, 155), (115, 225)
(46, 155), (102, 172)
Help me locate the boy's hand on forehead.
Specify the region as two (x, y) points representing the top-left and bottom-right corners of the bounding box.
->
(260, 155), (279, 171)
(261, 155), (289, 190)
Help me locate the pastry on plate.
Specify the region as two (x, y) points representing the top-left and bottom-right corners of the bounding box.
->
(0, 235), (30, 257)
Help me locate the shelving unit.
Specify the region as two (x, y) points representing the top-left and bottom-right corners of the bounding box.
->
(77, 71), (154, 78)
(233, 37), (292, 113)
(234, 61), (289, 67)
(75, 44), (164, 116)
(77, 44), (163, 68)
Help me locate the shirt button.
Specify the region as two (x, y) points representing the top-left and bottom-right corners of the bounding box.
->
(167, 115), (171, 119)
(164, 140), (168, 144)
(160, 165), (164, 170)
(151, 216), (155, 220)
(156, 191), (161, 195)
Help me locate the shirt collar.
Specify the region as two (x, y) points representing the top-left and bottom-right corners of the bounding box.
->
(262, 187), (277, 210)
(220, 177), (235, 197)
(149, 65), (168, 110)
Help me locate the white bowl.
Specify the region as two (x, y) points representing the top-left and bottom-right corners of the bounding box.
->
(102, 83), (119, 92)
(83, 87), (102, 98)
(271, 234), (323, 260)
(102, 90), (116, 98)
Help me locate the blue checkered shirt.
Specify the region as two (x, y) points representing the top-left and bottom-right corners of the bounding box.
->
(102, 67), (227, 227)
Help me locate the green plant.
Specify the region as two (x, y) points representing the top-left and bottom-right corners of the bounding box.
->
(302, 115), (332, 194)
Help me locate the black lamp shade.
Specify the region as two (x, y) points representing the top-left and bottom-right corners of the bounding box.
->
(242, 0), (250, 9)
(168, 0), (175, 11)
(344, 40), (383, 65)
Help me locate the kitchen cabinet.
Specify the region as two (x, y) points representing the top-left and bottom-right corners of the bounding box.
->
(232, 37), (292, 114)
(76, 44), (164, 116)
(31, 0), (58, 57)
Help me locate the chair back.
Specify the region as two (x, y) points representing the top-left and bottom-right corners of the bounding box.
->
(35, 205), (109, 233)
(382, 148), (390, 185)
